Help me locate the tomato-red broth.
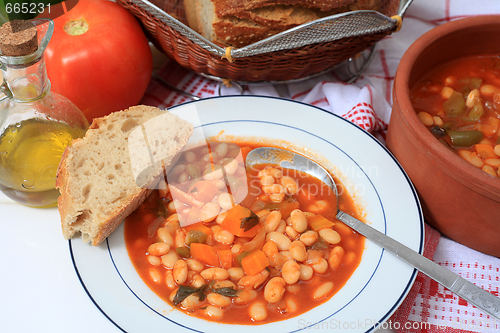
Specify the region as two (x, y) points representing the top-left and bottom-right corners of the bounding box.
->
(124, 142), (365, 324)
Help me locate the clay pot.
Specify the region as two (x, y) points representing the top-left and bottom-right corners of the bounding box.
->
(387, 15), (500, 257)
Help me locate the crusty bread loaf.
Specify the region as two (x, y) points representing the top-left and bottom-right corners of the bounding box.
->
(185, 0), (382, 47)
(56, 105), (193, 246)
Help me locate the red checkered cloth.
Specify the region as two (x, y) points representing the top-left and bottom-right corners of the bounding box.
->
(140, 0), (500, 331)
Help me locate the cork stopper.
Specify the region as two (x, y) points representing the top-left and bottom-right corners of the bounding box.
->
(0, 20), (38, 56)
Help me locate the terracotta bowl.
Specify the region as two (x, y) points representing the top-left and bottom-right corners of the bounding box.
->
(386, 15), (500, 258)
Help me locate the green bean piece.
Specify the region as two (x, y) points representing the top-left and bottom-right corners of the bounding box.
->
(185, 230), (208, 246)
(467, 101), (484, 121)
(443, 91), (466, 117)
(447, 130), (484, 147)
(441, 122), (452, 130)
(186, 164), (201, 180)
(496, 137), (500, 145)
(176, 246), (191, 258)
(458, 77), (483, 90)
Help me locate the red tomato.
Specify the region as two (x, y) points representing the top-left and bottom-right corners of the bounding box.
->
(45, 0), (153, 122)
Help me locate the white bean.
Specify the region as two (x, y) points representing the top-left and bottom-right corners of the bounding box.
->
(270, 193), (285, 203)
(200, 267), (229, 280)
(149, 268), (161, 283)
(147, 255), (161, 266)
(161, 250), (179, 269)
(260, 175), (275, 186)
(147, 242), (170, 256)
(207, 293), (232, 308)
(199, 202), (221, 223)
(211, 280), (236, 289)
(214, 142), (229, 157)
(181, 294), (200, 309)
(204, 305), (224, 319)
(300, 230), (318, 246)
(258, 167), (282, 178)
(319, 228), (341, 244)
(281, 260), (300, 285)
(234, 289), (257, 305)
(191, 274), (205, 288)
(214, 229), (235, 245)
(173, 260), (188, 284)
(218, 193), (235, 210)
(311, 258), (329, 274)
(285, 225), (299, 239)
(223, 158), (239, 175)
(280, 176), (299, 195)
(266, 232), (292, 251)
(313, 282), (334, 299)
(186, 259), (204, 272)
(165, 270), (176, 288)
(275, 220), (286, 234)
(299, 264), (314, 281)
(286, 298), (298, 313)
(289, 240), (307, 262)
(228, 267), (245, 280)
(290, 209), (307, 233)
(264, 277), (286, 303)
(264, 211), (281, 233)
(328, 246), (345, 270)
(157, 228), (174, 246)
(249, 302), (268, 321)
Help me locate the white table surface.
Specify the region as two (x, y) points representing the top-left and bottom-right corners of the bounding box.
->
(0, 192), (116, 333)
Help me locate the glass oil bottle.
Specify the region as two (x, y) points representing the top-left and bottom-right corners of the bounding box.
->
(0, 19), (88, 207)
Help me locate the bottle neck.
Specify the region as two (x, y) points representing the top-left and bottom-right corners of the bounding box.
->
(0, 54), (50, 103)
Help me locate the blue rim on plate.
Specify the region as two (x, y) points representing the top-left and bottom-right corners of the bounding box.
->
(69, 96), (424, 333)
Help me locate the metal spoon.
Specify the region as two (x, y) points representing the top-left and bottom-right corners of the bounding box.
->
(246, 146), (500, 320)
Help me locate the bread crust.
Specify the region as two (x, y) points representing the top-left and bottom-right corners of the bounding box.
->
(186, 0), (381, 47)
(56, 105), (193, 246)
(212, 0), (358, 16)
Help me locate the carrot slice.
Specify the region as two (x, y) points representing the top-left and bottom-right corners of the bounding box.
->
(220, 204), (260, 237)
(241, 249), (269, 276)
(308, 214), (335, 231)
(217, 249), (233, 269)
(190, 243), (219, 267)
(475, 143), (496, 159)
(188, 180), (219, 203)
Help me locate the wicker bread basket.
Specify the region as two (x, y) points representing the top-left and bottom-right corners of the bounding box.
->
(117, 0), (413, 82)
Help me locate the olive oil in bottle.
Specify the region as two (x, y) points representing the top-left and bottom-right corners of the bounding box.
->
(0, 119), (86, 207)
(0, 19), (89, 207)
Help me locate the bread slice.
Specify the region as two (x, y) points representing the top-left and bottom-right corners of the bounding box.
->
(56, 105), (193, 246)
(186, 0), (382, 47)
